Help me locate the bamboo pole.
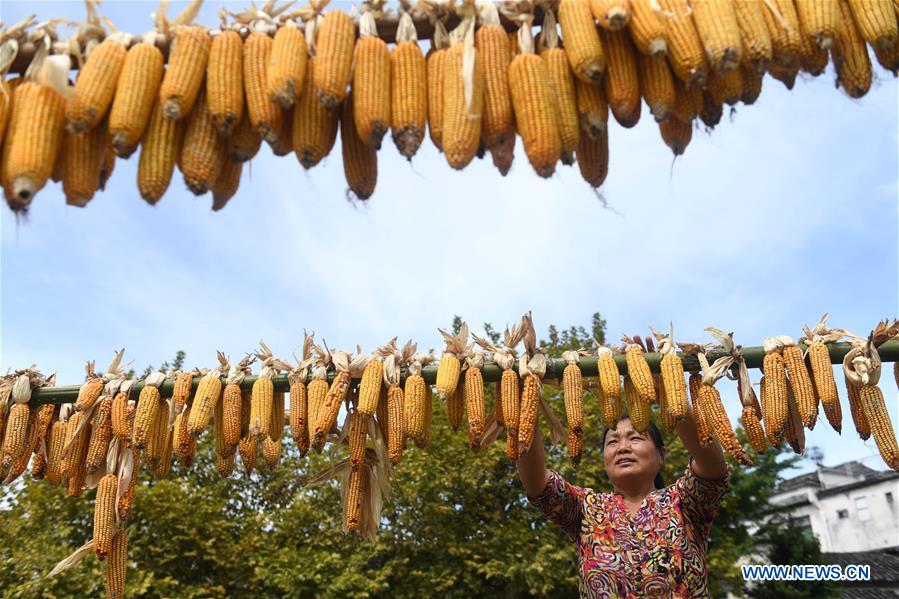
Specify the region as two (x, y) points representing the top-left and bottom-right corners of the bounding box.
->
(24, 340), (899, 406)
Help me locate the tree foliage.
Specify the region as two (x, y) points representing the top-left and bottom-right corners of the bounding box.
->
(0, 317), (832, 597)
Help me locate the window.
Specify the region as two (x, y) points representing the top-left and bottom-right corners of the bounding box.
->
(837, 509), (849, 519)
(886, 492), (894, 505)
(855, 496), (871, 521)
(791, 515), (812, 530)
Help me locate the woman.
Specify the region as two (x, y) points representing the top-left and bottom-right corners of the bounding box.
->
(517, 407), (730, 598)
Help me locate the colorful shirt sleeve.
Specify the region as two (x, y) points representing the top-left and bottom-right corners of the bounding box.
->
(527, 469), (587, 541)
(675, 459), (730, 546)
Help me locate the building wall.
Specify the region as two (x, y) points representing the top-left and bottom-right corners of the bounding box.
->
(817, 480), (899, 552)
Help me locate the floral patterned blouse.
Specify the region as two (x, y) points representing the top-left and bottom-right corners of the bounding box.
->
(528, 460), (730, 598)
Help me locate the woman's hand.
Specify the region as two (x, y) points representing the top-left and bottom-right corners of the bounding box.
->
(517, 416), (550, 498)
(675, 404), (728, 481)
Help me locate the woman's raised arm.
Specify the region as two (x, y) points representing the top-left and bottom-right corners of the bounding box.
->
(517, 418), (550, 498)
(675, 404), (728, 481)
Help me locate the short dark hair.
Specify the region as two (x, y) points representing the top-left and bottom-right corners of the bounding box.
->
(601, 416), (666, 489)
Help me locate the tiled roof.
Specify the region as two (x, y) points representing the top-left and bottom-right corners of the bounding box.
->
(775, 461), (887, 494)
(817, 471), (899, 499)
(824, 547), (899, 583)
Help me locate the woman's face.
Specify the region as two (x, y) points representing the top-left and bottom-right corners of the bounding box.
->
(602, 418), (663, 491)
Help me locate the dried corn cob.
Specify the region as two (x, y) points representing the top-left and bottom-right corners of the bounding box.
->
(146, 398), (170, 471)
(85, 398), (113, 474)
(358, 353), (385, 417)
(575, 79), (609, 140)
(391, 11), (428, 159)
(244, 32), (282, 144)
(67, 418), (91, 497)
(1, 404), (29, 469)
(699, 89), (723, 127)
(353, 11), (391, 149)
(442, 41), (485, 169)
(762, 345), (789, 445)
(447, 382), (464, 432)
(477, 10), (515, 155)
(0, 79), (11, 148)
(386, 385), (405, 465)
(623, 337), (655, 402)
(46, 419), (66, 485)
(207, 29), (244, 136)
(239, 434), (257, 474)
(657, 372), (677, 432)
(465, 355), (486, 451)
(270, 390), (285, 442)
(651, 326), (688, 424)
(93, 473), (117, 559)
(741, 64), (764, 103)
(846, 0), (898, 51)
(734, 0), (774, 71)
(288, 362), (310, 458)
(659, 115), (692, 155)
(783, 341), (817, 429)
(307, 368), (329, 447)
(348, 409), (367, 470)
(559, 0), (607, 82)
(187, 366), (223, 436)
(132, 376), (163, 450)
(341, 95), (378, 200)
(75, 375), (104, 412)
(762, 0), (803, 69)
(66, 38), (127, 132)
(874, 36), (899, 72)
(109, 41), (164, 157)
(314, 9), (355, 107)
(540, 10), (579, 165)
(802, 317), (843, 432)
(659, 0), (709, 85)
(691, 0), (743, 73)
(293, 58), (339, 168)
(833, 0), (874, 97)
(517, 373), (541, 455)
(173, 410), (192, 460)
(592, 0), (632, 30)
(509, 39), (561, 177)
(267, 22), (307, 108)
(106, 528), (127, 599)
(62, 122), (106, 207)
(699, 381), (752, 465)
(345, 465), (367, 532)
(251, 343), (284, 439)
(744, 404), (767, 453)
(784, 383), (806, 454)
(639, 53), (676, 122)
(229, 112), (263, 162)
(624, 376), (651, 433)
(629, 0), (668, 56)
(111, 387), (134, 441)
(795, 0), (840, 49)
(137, 101), (185, 204)
(437, 324), (468, 399)
(404, 353), (432, 447)
(172, 371), (193, 416)
(577, 126), (609, 187)
(313, 351), (361, 450)
(160, 25), (211, 120)
(600, 28), (641, 128)
(798, 21), (830, 74)
(861, 383), (898, 469)
(262, 436), (281, 469)
(689, 372), (713, 447)
(562, 351), (585, 436)
(708, 67), (744, 106)
(117, 449), (139, 522)
(427, 26), (449, 151)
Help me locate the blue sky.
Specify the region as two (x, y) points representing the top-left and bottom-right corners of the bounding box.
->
(1, 1), (896, 477)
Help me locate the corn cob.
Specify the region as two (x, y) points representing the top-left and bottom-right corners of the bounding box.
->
(691, 0), (743, 73)
(508, 51), (561, 177)
(763, 350), (788, 445)
(345, 465), (367, 532)
(659, 112), (691, 154)
(496, 369), (518, 459)
(762, 0), (803, 69)
(708, 67), (744, 106)
(109, 42), (164, 157)
(341, 95), (378, 200)
(132, 384), (160, 450)
(46, 419), (66, 485)
(160, 26), (211, 120)
(3, 82), (66, 209)
(517, 374), (541, 455)
(660, 354), (688, 423)
(262, 436), (281, 469)
(3, 408), (36, 484)
(137, 101), (185, 204)
(465, 364), (485, 450)
(391, 23), (428, 159)
(187, 370), (223, 436)
(313, 371), (351, 450)
(93, 473), (117, 559)
(117, 449), (139, 522)
(172, 371), (193, 415)
(447, 382), (464, 432)
(624, 376), (651, 432)
(111, 391), (133, 441)
(600, 29), (641, 128)
(239, 435), (257, 474)
(846, 0), (898, 51)
(62, 122), (106, 207)
(783, 343), (817, 429)
(699, 88), (723, 127)
(597, 379), (620, 429)
(404, 372), (428, 447)
(315, 9), (356, 107)
(353, 14), (391, 149)
(734, 0), (774, 71)
(106, 528), (127, 599)
(624, 341), (655, 402)
(592, 0), (632, 30)
(659, 0), (709, 85)
(243, 32), (282, 144)
(215, 452), (235, 478)
(700, 382), (753, 465)
(639, 53), (676, 122)
(68, 418), (91, 497)
(575, 79), (609, 140)
(146, 398), (170, 471)
(541, 40), (580, 165)
(628, 0), (668, 56)
(207, 30), (244, 136)
(442, 42), (485, 170)
(657, 372), (677, 432)
(271, 391), (286, 443)
(182, 90), (227, 195)
(833, 0), (874, 97)
(358, 357), (384, 417)
(743, 404), (767, 453)
(85, 398), (113, 474)
(59, 411), (80, 478)
(1, 404), (28, 470)
(229, 112), (263, 162)
(267, 22), (307, 108)
(307, 375), (329, 446)
(807, 342), (841, 432)
(741, 64), (764, 104)
(562, 356), (585, 436)
(477, 22), (515, 154)
(784, 384), (806, 454)
(31, 453), (47, 480)
(577, 125), (610, 187)
(559, 0), (607, 82)
(386, 385), (405, 465)
(597, 349), (622, 400)
(173, 410), (192, 460)
(66, 39), (127, 132)
(798, 20), (830, 74)
(844, 375), (871, 440)
(795, 0), (840, 49)
(874, 36), (899, 72)
(689, 372), (713, 447)
(436, 325), (467, 400)
(293, 58), (339, 168)
(250, 377), (274, 440)
(75, 376), (105, 412)
(348, 409), (367, 470)
(287, 373), (308, 457)
(213, 394), (228, 458)
(427, 41), (448, 151)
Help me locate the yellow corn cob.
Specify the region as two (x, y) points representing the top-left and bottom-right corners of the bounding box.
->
(659, 0), (709, 85)
(220, 383), (242, 452)
(313, 371), (351, 450)
(798, 20), (830, 74)
(387, 386), (405, 464)
(597, 351), (622, 398)
(744, 405), (767, 453)
(576, 126), (609, 187)
(874, 36), (899, 72)
(106, 528), (127, 599)
(559, 0), (607, 82)
(563, 363), (584, 435)
(404, 374), (428, 446)
(624, 376), (651, 433)
(846, 0), (899, 51)
(213, 395), (228, 457)
(93, 473), (117, 559)
(172, 371), (193, 415)
(1, 404), (29, 468)
(228, 112), (263, 162)
(834, 0), (874, 98)
(599, 382), (621, 429)
(600, 29), (641, 128)
(111, 391), (132, 441)
(762, 0), (803, 69)
(267, 23), (307, 108)
(146, 400), (170, 471)
(99, 143), (115, 190)
(132, 385), (160, 450)
(700, 382), (753, 465)
(293, 58), (339, 168)
(629, 0), (668, 56)
(575, 79), (609, 140)
(442, 43), (485, 170)
(249, 376), (274, 440)
(508, 52), (561, 177)
(689, 372), (713, 447)
(691, 0), (743, 73)
(31, 453), (47, 481)
(2, 82), (66, 209)
(375, 385), (389, 442)
(783, 344), (817, 429)
(117, 449), (139, 522)
(639, 52), (676, 122)
(860, 384), (898, 470)
(216, 452), (236, 478)
(699, 87), (723, 127)
(447, 382), (464, 432)
(494, 380), (504, 426)
(426, 46), (447, 151)
(795, 0), (840, 49)
(207, 30), (244, 136)
(187, 372), (223, 436)
(75, 377), (104, 412)
(517, 374), (541, 455)
(478, 24), (515, 153)
(708, 67), (744, 105)
(659, 115), (692, 154)
(85, 398), (113, 474)
(763, 351), (788, 445)
(541, 46), (580, 165)
(741, 64), (764, 103)
(239, 435), (257, 474)
(137, 101), (185, 204)
(390, 38), (428, 159)
(341, 96), (378, 200)
(66, 39), (127, 132)
(68, 419), (91, 497)
(567, 427), (584, 466)
(807, 342), (841, 432)
(353, 35), (391, 149)
(62, 122), (106, 207)
(271, 391), (285, 442)
(436, 353), (462, 400)
(306, 378), (328, 445)
(660, 354), (688, 423)
(160, 25), (211, 120)
(734, 0), (774, 71)
(625, 345), (655, 402)
(262, 436), (281, 469)
(173, 410), (192, 460)
(592, 0), (632, 30)
(244, 32), (282, 144)
(3, 411), (36, 485)
(465, 367), (485, 450)
(657, 373), (676, 432)
(358, 359), (384, 417)
(315, 9), (356, 108)
(109, 42), (164, 157)
(60, 412), (80, 478)
(345, 465), (367, 532)
(349, 409), (367, 470)
(846, 375), (871, 439)
(269, 107), (294, 157)
(500, 369), (521, 459)
(46, 419), (65, 485)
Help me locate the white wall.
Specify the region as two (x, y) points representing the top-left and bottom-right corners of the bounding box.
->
(816, 479), (899, 552)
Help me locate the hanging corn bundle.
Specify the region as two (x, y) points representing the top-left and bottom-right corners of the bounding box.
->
(313, 349), (368, 451)
(538, 6), (580, 166)
(404, 351), (435, 449)
(801, 314), (849, 433)
(313, 6), (355, 108)
(620, 334), (654, 432)
(517, 312), (565, 455)
(353, 1), (391, 150)
(436, 322), (470, 401)
(597, 346), (622, 428)
(390, 4), (428, 159)
(287, 332), (314, 457)
(206, 24), (244, 137)
(651, 324), (688, 425)
(442, 0), (485, 170)
(109, 34), (164, 157)
(558, 0), (607, 82)
(463, 349), (487, 452)
(561, 349), (588, 465)
(696, 350), (753, 466)
(159, 4), (211, 121)
(293, 10), (339, 169)
(250, 341), (290, 439)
